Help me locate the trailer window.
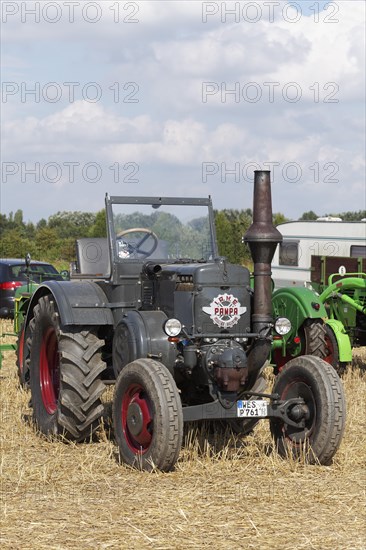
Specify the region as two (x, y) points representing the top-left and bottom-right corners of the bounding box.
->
(350, 245), (366, 258)
(279, 240), (299, 266)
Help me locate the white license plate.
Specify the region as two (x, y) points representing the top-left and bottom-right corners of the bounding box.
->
(237, 400), (268, 418)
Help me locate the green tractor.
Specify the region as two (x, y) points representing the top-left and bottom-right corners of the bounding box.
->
(271, 286), (352, 374)
(319, 272), (366, 346)
(312, 255), (366, 370)
(312, 255), (366, 348)
(271, 254), (366, 374)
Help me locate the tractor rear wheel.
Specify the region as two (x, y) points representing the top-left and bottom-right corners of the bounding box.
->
(273, 319), (328, 371)
(304, 319), (327, 358)
(113, 358), (183, 471)
(324, 324), (348, 375)
(270, 356), (346, 465)
(29, 295), (106, 441)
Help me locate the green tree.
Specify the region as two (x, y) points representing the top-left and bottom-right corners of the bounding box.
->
(299, 210), (318, 220)
(59, 237), (77, 263)
(48, 211), (96, 238)
(35, 227), (60, 260)
(89, 210), (107, 237)
(151, 212), (182, 244)
(215, 210), (235, 259)
(0, 213), (8, 237)
(37, 219), (47, 230)
(14, 209), (24, 227)
(0, 228), (35, 258)
(214, 209), (252, 265)
(338, 210), (366, 221)
(25, 221), (36, 239)
(273, 212), (290, 226)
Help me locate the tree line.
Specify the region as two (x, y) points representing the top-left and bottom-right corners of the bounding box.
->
(1, 208), (365, 270)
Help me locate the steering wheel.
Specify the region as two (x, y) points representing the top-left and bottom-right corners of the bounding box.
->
(116, 228), (159, 258)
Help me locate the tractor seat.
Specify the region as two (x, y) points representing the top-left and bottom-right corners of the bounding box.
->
(75, 238), (111, 278)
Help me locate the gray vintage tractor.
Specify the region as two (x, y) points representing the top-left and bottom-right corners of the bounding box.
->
(19, 171), (346, 470)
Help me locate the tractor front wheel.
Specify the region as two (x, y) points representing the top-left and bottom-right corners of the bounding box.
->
(113, 358), (183, 471)
(270, 355), (346, 465)
(29, 295), (106, 441)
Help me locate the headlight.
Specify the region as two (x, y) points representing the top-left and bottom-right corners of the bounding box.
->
(274, 317), (292, 336)
(164, 318), (182, 337)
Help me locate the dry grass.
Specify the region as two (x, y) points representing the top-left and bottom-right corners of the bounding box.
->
(1, 319), (365, 550)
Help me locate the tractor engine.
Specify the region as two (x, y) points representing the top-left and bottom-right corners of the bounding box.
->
(142, 259), (252, 393)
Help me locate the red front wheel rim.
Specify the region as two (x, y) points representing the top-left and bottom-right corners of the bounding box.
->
(121, 384), (153, 454)
(39, 326), (59, 414)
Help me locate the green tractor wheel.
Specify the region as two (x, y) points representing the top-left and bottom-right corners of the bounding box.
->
(304, 319), (328, 358)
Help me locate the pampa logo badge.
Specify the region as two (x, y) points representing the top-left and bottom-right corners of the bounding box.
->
(202, 293), (246, 328)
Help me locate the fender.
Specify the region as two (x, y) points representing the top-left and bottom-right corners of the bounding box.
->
(273, 287), (327, 319)
(325, 319), (353, 363)
(113, 310), (176, 377)
(24, 280), (114, 327)
(272, 287), (327, 341)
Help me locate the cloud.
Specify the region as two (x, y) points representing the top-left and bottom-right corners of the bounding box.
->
(1, 1), (365, 221)
(3, 101), (160, 153)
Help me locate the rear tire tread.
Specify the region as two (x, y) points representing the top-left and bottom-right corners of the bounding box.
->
(305, 320), (327, 358)
(30, 295), (106, 441)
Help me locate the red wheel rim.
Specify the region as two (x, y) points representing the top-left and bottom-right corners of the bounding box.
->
(39, 326), (59, 414)
(121, 384), (153, 454)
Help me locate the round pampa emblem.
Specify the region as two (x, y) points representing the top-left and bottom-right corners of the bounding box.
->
(202, 293), (247, 328)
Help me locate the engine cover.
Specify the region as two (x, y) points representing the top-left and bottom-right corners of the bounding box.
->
(147, 259), (251, 337)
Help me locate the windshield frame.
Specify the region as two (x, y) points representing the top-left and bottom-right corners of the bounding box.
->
(105, 195), (218, 266)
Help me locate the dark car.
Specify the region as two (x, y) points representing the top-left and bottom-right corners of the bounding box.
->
(0, 259), (63, 318)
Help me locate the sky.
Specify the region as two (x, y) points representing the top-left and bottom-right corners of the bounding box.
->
(1, 0), (365, 222)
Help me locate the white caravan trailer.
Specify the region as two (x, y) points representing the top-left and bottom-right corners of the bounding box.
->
(272, 221), (366, 288)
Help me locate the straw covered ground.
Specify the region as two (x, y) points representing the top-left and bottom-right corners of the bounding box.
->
(1, 319), (365, 550)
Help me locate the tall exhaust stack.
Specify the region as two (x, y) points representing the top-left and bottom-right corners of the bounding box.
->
(244, 170), (282, 337)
